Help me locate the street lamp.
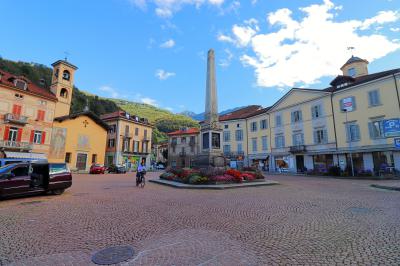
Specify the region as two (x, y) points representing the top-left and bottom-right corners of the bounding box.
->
(343, 109), (355, 177)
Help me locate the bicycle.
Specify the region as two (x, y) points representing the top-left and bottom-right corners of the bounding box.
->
(136, 171), (146, 188)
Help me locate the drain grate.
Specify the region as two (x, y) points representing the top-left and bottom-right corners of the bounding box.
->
(20, 201), (42, 205)
(91, 245), (135, 265)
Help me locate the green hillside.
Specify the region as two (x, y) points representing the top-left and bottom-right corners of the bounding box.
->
(0, 57), (199, 143)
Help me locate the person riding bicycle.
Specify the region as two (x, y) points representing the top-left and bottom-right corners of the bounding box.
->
(136, 162), (146, 186)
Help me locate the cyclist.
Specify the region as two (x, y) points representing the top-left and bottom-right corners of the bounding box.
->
(136, 162), (146, 187)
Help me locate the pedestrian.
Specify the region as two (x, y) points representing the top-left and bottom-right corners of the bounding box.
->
(136, 162), (146, 186)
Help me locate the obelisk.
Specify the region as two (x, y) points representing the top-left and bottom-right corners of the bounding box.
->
(195, 49), (225, 167)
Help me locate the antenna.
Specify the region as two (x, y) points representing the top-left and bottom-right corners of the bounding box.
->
(64, 51), (70, 61)
(347, 46), (355, 56)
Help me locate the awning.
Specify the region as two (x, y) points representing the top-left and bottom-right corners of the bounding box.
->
(4, 151), (47, 160)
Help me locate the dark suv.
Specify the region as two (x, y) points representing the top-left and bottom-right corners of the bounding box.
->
(0, 162), (72, 199)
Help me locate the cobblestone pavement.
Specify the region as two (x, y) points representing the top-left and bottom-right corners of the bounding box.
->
(1, 173), (400, 265)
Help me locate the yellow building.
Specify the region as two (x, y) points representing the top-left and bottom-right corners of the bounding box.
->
(101, 110), (153, 170)
(49, 111), (108, 171)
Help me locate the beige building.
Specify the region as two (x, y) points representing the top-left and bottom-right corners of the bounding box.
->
(168, 128), (200, 168)
(153, 142), (168, 165)
(101, 110), (153, 170)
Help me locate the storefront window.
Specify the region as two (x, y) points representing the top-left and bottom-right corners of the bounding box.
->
(313, 154), (333, 173)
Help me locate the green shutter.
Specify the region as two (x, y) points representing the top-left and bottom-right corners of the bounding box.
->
(368, 122), (375, 139)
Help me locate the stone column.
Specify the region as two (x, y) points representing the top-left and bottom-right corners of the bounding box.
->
(204, 49), (218, 126)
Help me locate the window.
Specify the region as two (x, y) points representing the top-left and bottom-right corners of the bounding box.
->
(291, 110), (302, 123)
(237, 143), (243, 152)
(224, 125), (228, 129)
(125, 125), (129, 135)
(142, 142), (148, 153)
(311, 105), (322, 119)
(292, 132), (304, 145)
(11, 165), (29, 177)
(189, 136), (195, 145)
(15, 93), (23, 99)
(33, 131), (42, 144)
(38, 100), (46, 105)
(123, 139), (129, 151)
(60, 88), (68, 98)
(369, 120), (384, 139)
(15, 79), (27, 90)
(109, 125), (116, 134)
(313, 129), (328, 144)
(202, 132), (209, 149)
(348, 67), (356, 77)
(108, 139), (115, 148)
(346, 123), (360, 142)
(212, 133), (220, 149)
(275, 134), (285, 148)
(223, 144), (231, 154)
(223, 131), (230, 142)
(62, 70), (71, 80)
(181, 137), (186, 144)
(8, 127), (19, 142)
(133, 141), (139, 152)
(65, 153), (71, 163)
(135, 128), (139, 136)
(237, 124), (240, 128)
(144, 129), (148, 138)
(252, 137), (257, 152)
(260, 119), (268, 130)
(368, 90), (380, 106)
(171, 137), (177, 145)
(251, 122), (257, 132)
(276, 115), (282, 127)
(50, 164), (68, 175)
(92, 154), (97, 164)
(262, 136), (268, 151)
(235, 129), (243, 141)
(37, 110), (45, 121)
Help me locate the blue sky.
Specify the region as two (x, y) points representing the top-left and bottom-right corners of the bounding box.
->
(1, 0), (399, 113)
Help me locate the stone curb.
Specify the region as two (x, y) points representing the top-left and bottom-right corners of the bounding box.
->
(370, 184), (400, 191)
(149, 179), (279, 190)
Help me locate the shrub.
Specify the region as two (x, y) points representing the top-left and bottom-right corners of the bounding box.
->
(225, 169), (242, 178)
(328, 166), (341, 176)
(242, 173), (256, 181)
(160, 172), (176, 181)
(211, 174), (234, 183)
(199, 167), (226, 178)
(188, 175), (208, 184)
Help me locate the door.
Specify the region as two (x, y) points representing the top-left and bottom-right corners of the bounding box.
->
(0, 164), (31, 197)
(76, 153), (87, 171)
(296, 155), (305, 173)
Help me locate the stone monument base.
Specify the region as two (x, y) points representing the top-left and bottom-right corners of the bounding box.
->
(192, 153), (228, 168)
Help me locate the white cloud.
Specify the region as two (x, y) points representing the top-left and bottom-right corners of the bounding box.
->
(155, 69), (176, 80)
(160, 39), (175, 48)
(390, 27), (400, 32)
(219, 49), (234, 67)
(130, 0), (225, 18)
(141, 97), (158, 106)
(219, 0), (400, 88)
(99, 86), (120, 98)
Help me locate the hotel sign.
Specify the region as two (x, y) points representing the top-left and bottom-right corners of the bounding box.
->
(342, 97), (354, 112)
(395, 138), (400, 149)
(383, 119), (400, 137)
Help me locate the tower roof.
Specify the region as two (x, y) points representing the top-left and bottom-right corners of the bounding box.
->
(51, 60), (78, 70)
(340, 56), (368, 70)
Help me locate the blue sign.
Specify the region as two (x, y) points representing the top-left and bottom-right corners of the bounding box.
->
(383, 119), (400, 137)
(395, 138), (400, 149)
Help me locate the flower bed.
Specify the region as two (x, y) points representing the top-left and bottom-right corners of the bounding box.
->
(160, 167), (265, 185)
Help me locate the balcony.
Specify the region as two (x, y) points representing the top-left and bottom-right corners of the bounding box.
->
(142, 136), (150, 142)
(4, 113), (28, 125)
(0, 140), (32, 150)
(289, 145), (307, 153)
(123, 132), (133, 138)
(224, 151), (245, 158)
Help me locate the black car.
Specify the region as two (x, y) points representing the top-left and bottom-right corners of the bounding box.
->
(107, 164), (127, 174)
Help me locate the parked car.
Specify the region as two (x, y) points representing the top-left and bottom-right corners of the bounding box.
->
(156, 164), (165, 170)
(0, 162), (72, 199)
(90, 164), (106, 174)
(107, 164), (127, 174)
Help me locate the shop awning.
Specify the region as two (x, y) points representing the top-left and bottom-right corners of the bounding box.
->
(4, 151), (47, 160)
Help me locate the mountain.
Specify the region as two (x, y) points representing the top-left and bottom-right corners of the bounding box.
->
(0, 57), (199, 143)
(181, 106), (248, 121)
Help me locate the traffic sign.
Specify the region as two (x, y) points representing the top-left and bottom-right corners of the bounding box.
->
(384, 119), (400, 137)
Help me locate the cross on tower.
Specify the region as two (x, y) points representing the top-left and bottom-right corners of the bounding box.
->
(347, 46), (355, 56)
(83, 120), (89, 128)
(64, 51), (70, 61)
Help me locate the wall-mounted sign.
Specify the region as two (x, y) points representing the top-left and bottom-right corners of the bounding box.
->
(383, 119), (400, 137)
(342, 97), (354, 112)
(395, 138), (400, 149)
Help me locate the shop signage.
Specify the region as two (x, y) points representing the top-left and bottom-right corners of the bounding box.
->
(383, 119), (400, 137)
(395, 138), (400, 149)
(342, 97), (354, 112)
(230, 160), (237, 169)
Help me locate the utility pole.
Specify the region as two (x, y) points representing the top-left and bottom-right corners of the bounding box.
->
(343, 109), (355, 176)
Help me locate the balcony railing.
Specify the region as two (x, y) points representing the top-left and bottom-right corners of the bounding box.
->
(4, 113), (28, 125)
(0, 140), (32, 150)
(223, 151), (245, 158)
(289, 145), (307, 153)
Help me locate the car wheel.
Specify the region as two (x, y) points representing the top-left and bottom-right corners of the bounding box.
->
(52, 189), (65, 195)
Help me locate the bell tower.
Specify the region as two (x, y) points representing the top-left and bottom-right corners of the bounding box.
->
(51, 60), (78, 118)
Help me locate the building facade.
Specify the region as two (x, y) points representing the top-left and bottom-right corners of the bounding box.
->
(101, 111), (153, 170)
(153, 142), (168, 165)
(50, 111), (108, 171)
(167, 128), (200, 168)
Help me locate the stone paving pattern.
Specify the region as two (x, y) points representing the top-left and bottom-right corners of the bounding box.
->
(1, 173), (400, 265)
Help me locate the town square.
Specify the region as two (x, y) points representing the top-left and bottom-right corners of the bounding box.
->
(1, 0), (400, 265)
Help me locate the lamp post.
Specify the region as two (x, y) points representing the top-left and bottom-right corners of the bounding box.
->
(343, 109), (355, 177)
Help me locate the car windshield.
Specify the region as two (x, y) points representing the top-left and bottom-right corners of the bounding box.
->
(93, 164), (103, 167)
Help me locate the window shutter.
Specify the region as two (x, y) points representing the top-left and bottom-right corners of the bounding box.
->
(291, 112), (295, 123)
(311, 106), (315, 119)
(318, 105), (322, 117)
(3, 126), (9, 140)
(368, 91), (373, 106)
(313, 131), (317, 144)
(301, 133), (304, 145)
(17, 128), (22, 142)
(340, 99), (344, 111)
(355, 125), (360, 140)
(345, 125), (350, 141)
(281, 136), (285, 147)
(292, 134), (296, 146)
(376, 91), (380, 105)
(30, 130), (35, 143)
(323, 130), (328, 143)
(368, 122), (375, 139)
(299, 111), (303, 121)
(41, 131), (46, 144)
